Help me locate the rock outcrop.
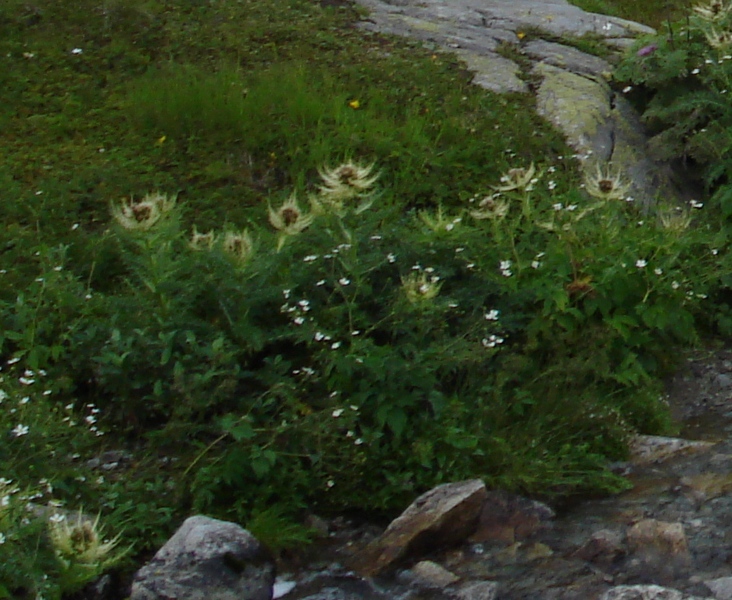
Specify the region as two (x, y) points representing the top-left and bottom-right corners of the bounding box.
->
(354, 0), (682, 206)
(131, 515), (275, 600)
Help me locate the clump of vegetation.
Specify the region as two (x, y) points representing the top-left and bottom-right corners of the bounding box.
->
(1, 0), (730, 594)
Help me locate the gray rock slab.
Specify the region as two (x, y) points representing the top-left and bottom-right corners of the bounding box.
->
(130, 515), (275, 600)
(705, 577), (732, 600)
(523, 39), (613, 77)
(354, 479), (487, 576)
(600, 585), (713, 600)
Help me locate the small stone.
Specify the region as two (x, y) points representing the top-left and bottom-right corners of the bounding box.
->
(405, 560), (460, 588)
(572, 529), (625, 564)
(452, 580), (500, 600)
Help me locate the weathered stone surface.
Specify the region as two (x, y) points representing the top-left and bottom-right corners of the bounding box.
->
(571, 528), (625, 565)
(523, 39), (613, 77)
(470, 489), (554, 544)
(353, 0), (684, 206)
(452, 580), (500, 600)
(402, 560), (460, 588)
(704, 576), (732, 600)
(629, 435), (716, 466)
(626, 519), (691, 572)
(130, 515), (275, 600)
(600, 585), (713, 600)
(353, 479), (487, 576)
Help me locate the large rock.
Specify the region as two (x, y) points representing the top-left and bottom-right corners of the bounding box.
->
(354, 479), (487, 576)
(354, 0), (684, 206)
(130, 515), (275, 600)
(600, 585), (713, 600)
(629, 435), (715, 466)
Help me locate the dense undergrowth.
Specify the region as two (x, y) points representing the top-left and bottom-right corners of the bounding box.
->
(1, 0), (731, 596)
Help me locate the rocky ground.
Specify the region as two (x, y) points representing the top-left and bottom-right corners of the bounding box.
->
(268, 347), (732, 600)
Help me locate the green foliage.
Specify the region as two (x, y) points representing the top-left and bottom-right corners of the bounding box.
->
(614, 4), (732, 193)
(1, 0), (728, 589)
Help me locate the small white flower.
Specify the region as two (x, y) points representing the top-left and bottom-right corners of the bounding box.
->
(338, 277), (350, 286)
(387, 253), (396, 263)
(672, 281), (681, 290)
(552, 203), (563, 211)
(654, 268), (663, 275)
(293, 317), (305, 325)
(7, 357), (20, 365)
(314, 332), (325, 342)
(531, 260), (541, 269)
(636, 259), (647, 268)
(0, 390), (7, 402)
(332, 409), (344, 418)
(11, 424), (29, 437)
(355, 438), (364, 445)
(49, 513), (66, 524)
(331, 341), (342, 349)
(19, 397), (29, 405)
(485, 309), (500, 321)
(303, 255), (318, 262)
(622, 85), (633, 93)
(0, 532), (5, 544)
(18, 377), (34, 386)
(566, 204), (578, 211)
(712, 248), (720, 255)
(71, 47), (83, 55)
(692, 68), (701, 74)
(690, 200), (704, 209)
(548, 180), (557, 190)
(316, 279), (326, 286)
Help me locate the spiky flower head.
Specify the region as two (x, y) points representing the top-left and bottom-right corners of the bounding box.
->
(492, 163), (538, 192)
(469, 195), (510, 221)
(268, 194), (314, 235)
(401, 272), (442, 304)
(49, 510), (122, 568)
(694, 0), (732, 21)
(189, 226), (217, 250)
(583, 164), (631, 201)
(418, 205), (462, 232)
(318, 161), (379, 203)
(705, 26), (732, 48)
(658, 206), (692, 232)
(111, 192), (176, 230)
(223, 229), (255, 263)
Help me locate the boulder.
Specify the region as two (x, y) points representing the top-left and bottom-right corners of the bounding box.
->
(600, 585), (713, 600)
(354, 479), (487, 576)
(130, 515), (275, 600)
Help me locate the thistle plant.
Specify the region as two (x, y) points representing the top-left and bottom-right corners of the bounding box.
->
(583, 164), (632, 202)
(111, 192), (177, 231)
(316, 161), (380, 216)
(268, 193), (315, 250)
(49, 510), (126, 593)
